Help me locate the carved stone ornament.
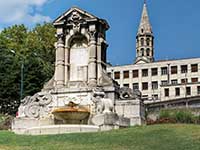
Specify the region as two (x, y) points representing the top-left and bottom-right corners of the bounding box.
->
(68, 11), (84, 33)
(89, 30), (97, 41)
(56, 33), (64, 44)
(92, 87), (113, 114)
(118, 87), (141, 100)
(18, 92), (53, 118)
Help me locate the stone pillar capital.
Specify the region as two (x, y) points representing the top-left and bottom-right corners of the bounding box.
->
(89, 30), (97, 42)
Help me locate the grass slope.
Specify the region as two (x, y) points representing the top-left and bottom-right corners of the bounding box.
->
(0, 124), (200, 150)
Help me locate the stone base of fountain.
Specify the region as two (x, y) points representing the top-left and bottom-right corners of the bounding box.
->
(19, 124), (100, 135)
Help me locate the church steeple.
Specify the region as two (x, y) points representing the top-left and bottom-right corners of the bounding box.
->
(135, 1), (154, 64)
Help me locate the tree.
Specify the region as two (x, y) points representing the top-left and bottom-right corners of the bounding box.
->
(0, 23), (56, 115)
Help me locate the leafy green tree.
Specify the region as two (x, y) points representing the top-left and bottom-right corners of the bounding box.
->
(0, 23), (56, 115)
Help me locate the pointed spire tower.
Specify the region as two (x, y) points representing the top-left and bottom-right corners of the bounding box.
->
(135, 1), (154, 64)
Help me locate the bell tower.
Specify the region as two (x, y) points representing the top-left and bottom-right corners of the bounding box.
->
(135, 1), (154, 64)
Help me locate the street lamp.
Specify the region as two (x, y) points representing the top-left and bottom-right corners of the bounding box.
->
(10, 50), (24, 102)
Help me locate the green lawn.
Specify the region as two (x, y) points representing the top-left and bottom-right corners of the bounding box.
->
(0, 124), (200, 150)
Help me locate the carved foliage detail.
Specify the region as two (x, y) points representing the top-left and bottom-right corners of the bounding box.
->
(68, 11), (84, 33)
(20, 92), (53, 118)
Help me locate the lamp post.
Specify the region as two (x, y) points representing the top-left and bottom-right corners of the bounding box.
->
(10, 50), (24, 102)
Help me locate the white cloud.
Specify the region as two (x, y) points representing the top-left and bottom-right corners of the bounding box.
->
(0, 0), (52, 26)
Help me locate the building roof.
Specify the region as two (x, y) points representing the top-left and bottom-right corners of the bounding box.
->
(137, 2), (153, 35)
(108, 57), (200, 68)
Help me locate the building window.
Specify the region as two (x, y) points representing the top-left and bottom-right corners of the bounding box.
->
(132, 70), (138, 78)
(152, 81), (158, 90)
(146, 38), (150, 46)
(123, 71), (129, 79)
(191, 64), (198, 72)
(141, 38), (144, 46)
(114, 72), (120, 79)
(186, 87), (191, 95)
(171, 66), (177, 74)
(161, 67), (168, 75)
(152, 94), (158, 100)
(161, 80), (168, 86)
(181, 78), (188, 84)
(181, 65), (188, 73)
(197, 86), (200, 95)
(175, 88), (180, 96)
(142, 69), (148, 77)
(164, 88), (169, 97)
(123, 84), (129, 87)
(191, 78), (198, 83)
(133, 83), (139, 90)
(142, 82), (148, 90)
(151, 68), (158, 76)
(171, 79), (178, 85)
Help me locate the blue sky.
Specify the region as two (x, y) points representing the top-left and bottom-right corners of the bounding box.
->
(0, 0), (200, 65)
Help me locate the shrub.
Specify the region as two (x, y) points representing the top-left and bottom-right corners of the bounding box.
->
(174, 110), (194, 124)
(152, 109), (200, 125)
(159, 110), (171, 119)
(0, 114), (13, 130)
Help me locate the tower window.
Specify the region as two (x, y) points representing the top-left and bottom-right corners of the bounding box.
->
(146, 48), (150, 56)
(141, 38), (144, 46)
(146, 38), (150, 46)
(141, 29), (144, 33)
(141, 48), (144, 56)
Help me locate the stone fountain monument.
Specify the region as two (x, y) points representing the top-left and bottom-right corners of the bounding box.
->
(12, 7), (145, 135)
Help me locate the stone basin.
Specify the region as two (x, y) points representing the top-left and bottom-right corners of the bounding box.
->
(52, 106), (90, 124)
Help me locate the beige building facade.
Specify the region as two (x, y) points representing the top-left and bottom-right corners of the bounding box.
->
(107, 2), (200, 103)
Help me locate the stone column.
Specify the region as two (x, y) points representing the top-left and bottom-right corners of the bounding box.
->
(88, 31), (97, 87)
(64, 46), (70, 86)
(55, 33), (65, 88)
(97, 40), (102, 82)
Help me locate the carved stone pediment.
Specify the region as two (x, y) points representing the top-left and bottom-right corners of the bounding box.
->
(53, 7), (97, 26)
(53, 7), (109, 31)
